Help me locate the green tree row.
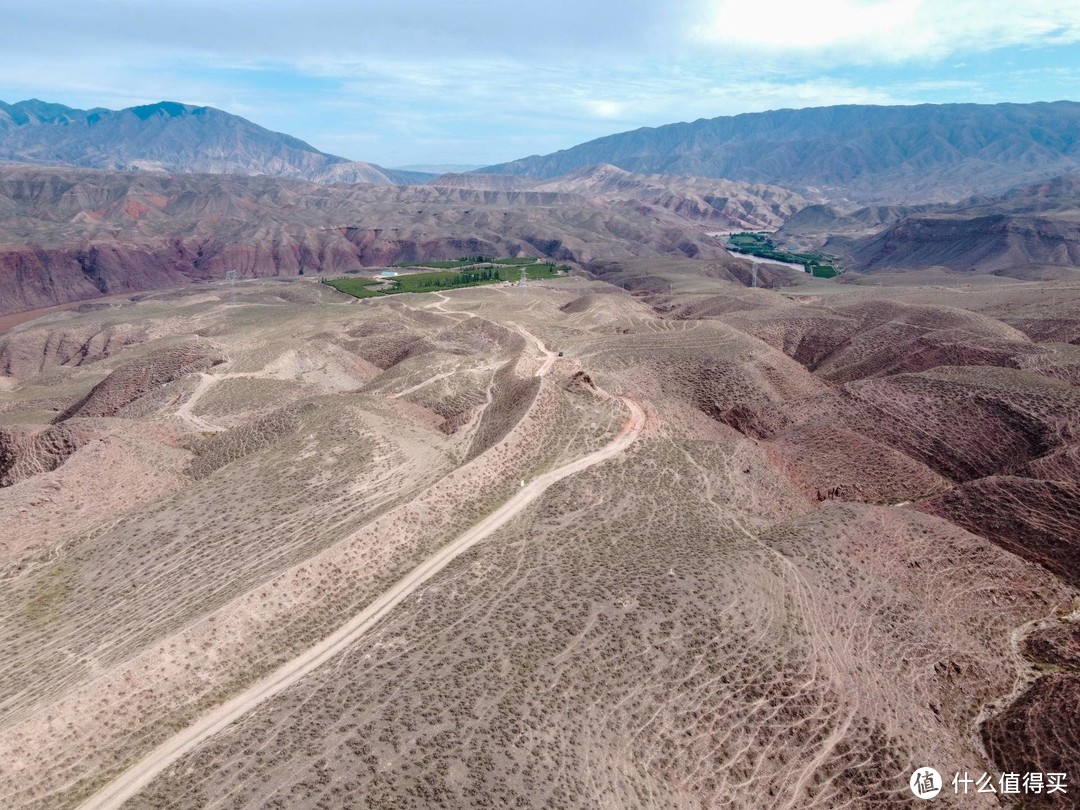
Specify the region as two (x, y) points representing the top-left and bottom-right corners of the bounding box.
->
(417, 267), (502, 287)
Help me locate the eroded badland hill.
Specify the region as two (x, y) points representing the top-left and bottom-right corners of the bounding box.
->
(1, 265), (1077, 808)
(0, 164), (805, 315)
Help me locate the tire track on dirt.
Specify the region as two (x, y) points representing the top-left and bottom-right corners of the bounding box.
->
(80, 326), (645, 810)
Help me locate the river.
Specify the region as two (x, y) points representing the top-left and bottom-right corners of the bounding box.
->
(734, 252), (808, 273)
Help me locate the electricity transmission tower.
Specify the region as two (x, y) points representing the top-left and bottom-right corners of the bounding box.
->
(520, 267), (528, 289)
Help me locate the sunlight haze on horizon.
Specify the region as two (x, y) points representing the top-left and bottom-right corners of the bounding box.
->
(3, 0), (1080, 166)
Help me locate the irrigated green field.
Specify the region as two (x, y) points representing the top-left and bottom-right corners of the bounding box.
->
(324, 262), (569, 299)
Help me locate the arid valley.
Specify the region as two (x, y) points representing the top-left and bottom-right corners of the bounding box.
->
(3, 21), (1080, 807)
(1, 247), (1078, 806)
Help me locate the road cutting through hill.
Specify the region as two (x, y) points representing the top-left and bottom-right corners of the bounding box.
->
(80, 332), (645, 810)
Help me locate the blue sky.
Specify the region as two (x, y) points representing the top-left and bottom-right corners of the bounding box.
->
(3, 0), (1080, 166)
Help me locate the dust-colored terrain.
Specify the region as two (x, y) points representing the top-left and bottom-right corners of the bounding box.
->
(777, 175), (1080, 283)
(0, 267), (1077, 809)
(0, 163), (808, 315)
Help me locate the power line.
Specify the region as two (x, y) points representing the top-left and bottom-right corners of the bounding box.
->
(225, 270), (237, 304)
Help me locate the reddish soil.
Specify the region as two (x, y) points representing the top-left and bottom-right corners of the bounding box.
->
(983, 675), (1080, 809)
(0, 274), (1076, 809)
(919, 476), (1080, 588)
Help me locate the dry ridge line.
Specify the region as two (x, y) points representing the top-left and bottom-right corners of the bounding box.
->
(80, 327), (646, 810)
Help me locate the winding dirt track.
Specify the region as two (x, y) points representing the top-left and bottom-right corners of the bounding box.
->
(80, 331), (645, 810)
(516, 324), (558, 377)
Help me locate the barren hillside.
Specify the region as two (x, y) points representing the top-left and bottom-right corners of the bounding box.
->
(0, 266), (1075, 808)
(0, 165), (736, 315)
(782, 175), (1080, 278)
(432, 164), (813, 231)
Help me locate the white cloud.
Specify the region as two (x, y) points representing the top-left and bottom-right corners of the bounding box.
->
(697, 0), (918, 54)
(581, 100), (626, 118)
(694, 0), (1080, 62)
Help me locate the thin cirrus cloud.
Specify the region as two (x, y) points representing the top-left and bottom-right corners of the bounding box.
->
(0, 1), (1078, 164)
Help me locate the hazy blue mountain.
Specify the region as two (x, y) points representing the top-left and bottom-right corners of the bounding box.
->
(480, 102), (1080, 203)
(0, 99), (432, 186)
(392, 163), (485, 174)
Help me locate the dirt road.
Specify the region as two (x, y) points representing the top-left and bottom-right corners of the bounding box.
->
(516, 325), (558, 377)
(174, 373), (226, 433)
(80, 340), (645, 810)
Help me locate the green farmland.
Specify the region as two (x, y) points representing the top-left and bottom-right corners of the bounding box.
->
(323, 261), (570, 299)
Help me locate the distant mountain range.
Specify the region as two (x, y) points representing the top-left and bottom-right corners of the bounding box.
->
(393, 163), (485, 174)
(0, 99), (431, 186)
(481, 102), (1080, 203)
(5, 96), (1080, 295)
(8, 98), (1080, 206)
